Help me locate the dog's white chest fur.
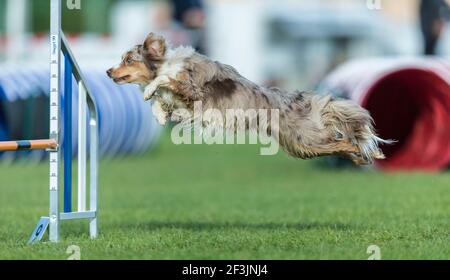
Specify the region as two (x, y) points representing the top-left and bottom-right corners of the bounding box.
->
(145, 46), (195, 125)
(152, 90), (189, 125)
(155, 89), (178, 107)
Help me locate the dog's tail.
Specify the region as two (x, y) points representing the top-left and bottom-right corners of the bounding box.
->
(353, 127), (394, 164)
(322, 97), (394, 164)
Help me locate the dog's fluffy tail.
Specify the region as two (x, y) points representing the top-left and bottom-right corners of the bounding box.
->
(322, 97), (394, 164)
(352, 128), (393, 164)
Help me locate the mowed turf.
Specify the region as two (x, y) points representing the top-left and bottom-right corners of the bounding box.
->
(0, 131), (450, 260)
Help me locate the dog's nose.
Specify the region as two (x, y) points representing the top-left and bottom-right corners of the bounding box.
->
(106, 68), (112, 78)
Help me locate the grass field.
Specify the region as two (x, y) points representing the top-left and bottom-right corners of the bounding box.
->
(1, 131), (450, 260)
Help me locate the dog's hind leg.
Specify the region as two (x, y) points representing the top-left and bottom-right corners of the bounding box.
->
(310, 140), (386, 165)
(282, 138), (379, 165)
(282, 139), (358, 159)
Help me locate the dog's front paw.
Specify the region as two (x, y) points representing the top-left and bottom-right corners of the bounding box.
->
(144, 88), (156, 101)
(144, 84), (160, 101)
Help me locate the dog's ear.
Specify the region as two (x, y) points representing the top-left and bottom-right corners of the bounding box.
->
(143, 33), (166, 60)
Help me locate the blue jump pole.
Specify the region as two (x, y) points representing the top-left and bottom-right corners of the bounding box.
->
(64, 54), (72, 213)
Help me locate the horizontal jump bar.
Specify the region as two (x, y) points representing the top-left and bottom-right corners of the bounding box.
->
(0, 139), (58, 151)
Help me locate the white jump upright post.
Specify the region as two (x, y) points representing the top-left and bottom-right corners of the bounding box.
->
(48, 0), (61, 242)
(27, 0), (99, 243)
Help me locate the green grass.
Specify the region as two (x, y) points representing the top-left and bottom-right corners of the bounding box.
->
(1, 131), (450, 260)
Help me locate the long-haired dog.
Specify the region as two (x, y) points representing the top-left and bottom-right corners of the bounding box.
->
(107, 33), (389, 164)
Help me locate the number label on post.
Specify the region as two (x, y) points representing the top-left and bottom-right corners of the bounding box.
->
(28, 217), (50, 244)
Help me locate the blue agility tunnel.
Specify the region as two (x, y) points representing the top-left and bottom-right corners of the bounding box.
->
(0, 64), (161, 160)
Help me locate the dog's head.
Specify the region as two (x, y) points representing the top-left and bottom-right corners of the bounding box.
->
(107, 33), (167, 85)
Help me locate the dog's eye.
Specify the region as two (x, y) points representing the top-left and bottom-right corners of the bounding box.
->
(126, 58), (133, 65)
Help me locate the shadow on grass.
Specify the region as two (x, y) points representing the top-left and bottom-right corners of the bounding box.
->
(119, 221), (354, 232)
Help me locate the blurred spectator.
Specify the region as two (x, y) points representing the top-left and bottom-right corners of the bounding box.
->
(420, 0), (450, 55)
(170, 0), (206, 53)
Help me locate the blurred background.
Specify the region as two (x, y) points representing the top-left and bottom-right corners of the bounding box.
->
(0, 0), (440, 85)
(0, 0), (450, 171)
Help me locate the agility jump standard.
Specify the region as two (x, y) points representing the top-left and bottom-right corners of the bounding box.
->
(0, 0), (99, 243)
